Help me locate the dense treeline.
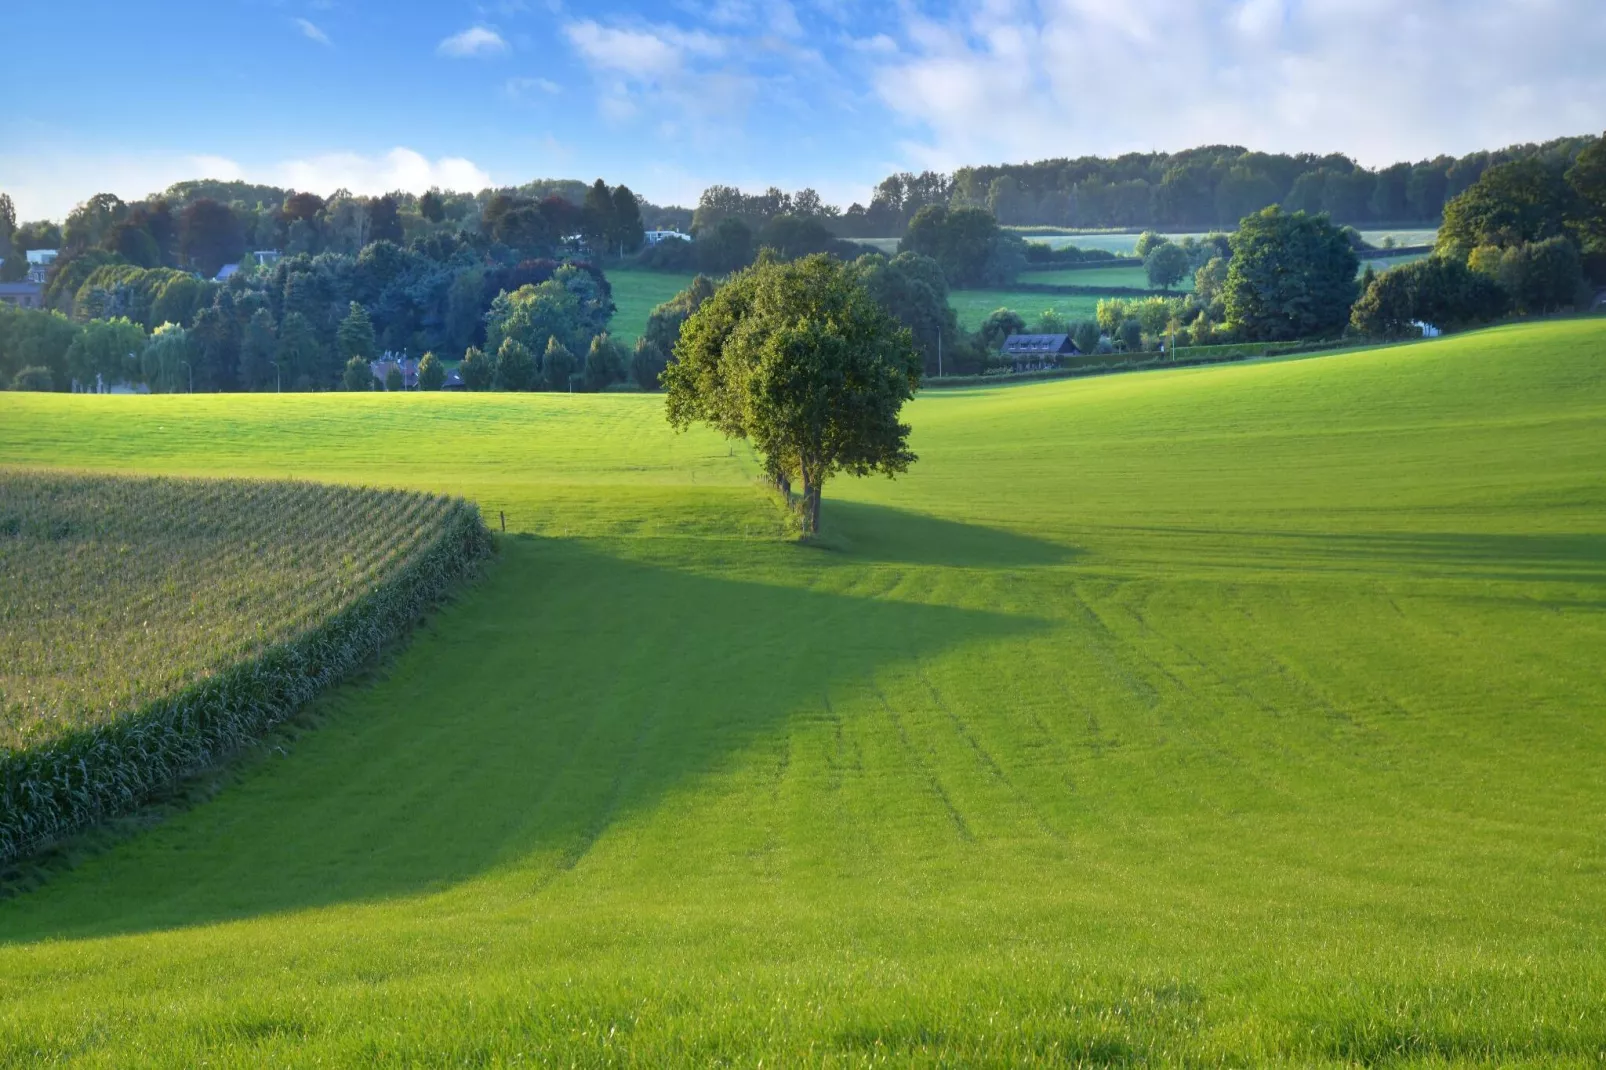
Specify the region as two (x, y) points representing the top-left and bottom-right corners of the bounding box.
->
(679, 136), (1599, 240)
(0, 178), (660, 392)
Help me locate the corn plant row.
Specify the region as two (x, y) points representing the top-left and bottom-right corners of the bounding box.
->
(0, 478), (493, 865)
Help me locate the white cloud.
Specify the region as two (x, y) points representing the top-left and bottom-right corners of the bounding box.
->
(564, 20), (724, 80)
(437, 26), (510, 58)
(506, 76), (562, 99)
(293, 17), (332, 47)
(274, 149), (492, 196)
(0, 149), (493, 221)
(872, 0), (1606, 170)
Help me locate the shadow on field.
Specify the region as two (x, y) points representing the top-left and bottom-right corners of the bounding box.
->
(812, 500), (1076, 568)
(0, 515), (1047, 943)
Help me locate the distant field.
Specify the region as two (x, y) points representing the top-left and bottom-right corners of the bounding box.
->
(949, 289), (1106, 329)
(606, 269), (697, 345)
(1020, 264), (1194, 291)
(1019, 227), (1439, 254)
(2, 319), (1601, 1063)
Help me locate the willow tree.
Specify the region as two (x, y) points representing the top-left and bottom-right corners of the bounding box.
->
(663, 254), (922, 536)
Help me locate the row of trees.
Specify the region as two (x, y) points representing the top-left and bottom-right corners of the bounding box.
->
(1, 177), (667, 288)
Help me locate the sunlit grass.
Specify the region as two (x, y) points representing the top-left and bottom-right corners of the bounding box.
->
(0, 318), (1601, 1065)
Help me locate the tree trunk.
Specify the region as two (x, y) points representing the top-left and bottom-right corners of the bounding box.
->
(799, 475), (822, 537)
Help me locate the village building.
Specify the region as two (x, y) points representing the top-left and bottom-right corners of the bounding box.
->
(0, 282), (44, 309)
(999, 333), (1081, 371)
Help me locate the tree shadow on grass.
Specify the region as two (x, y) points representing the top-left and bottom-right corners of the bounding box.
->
(0, 510), (1049, 944)
(806, 500), (1077, 569)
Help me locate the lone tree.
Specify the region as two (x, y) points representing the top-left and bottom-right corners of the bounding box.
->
(663, 254), (922, 537)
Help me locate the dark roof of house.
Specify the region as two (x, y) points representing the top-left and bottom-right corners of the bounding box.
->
(1001, 333), (1079, 356)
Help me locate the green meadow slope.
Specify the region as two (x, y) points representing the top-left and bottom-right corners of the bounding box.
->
(0, 319), (1603, 1065)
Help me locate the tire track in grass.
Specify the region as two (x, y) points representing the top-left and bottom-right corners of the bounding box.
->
(874, 686), (973, 842)
(916, 662), (1066, 842)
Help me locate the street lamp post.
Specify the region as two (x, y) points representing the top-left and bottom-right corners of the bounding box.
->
(269, 360), (282, 393)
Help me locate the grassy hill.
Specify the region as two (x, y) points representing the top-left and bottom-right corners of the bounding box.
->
(0, 319), (1602, 1065)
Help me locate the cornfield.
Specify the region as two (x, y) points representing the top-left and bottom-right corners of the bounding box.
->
(0, 471), (493, 863)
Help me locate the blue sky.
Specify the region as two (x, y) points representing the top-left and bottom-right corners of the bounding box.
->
(4, 0), (1605, 221)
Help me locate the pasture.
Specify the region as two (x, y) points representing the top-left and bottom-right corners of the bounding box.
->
(948, 288), (1105, 330)
(1018, 264), (1193, 291)
(0, 318), (1603, 1065)
(604, 268), (697, 346)
(1018, 228), (1439, 254)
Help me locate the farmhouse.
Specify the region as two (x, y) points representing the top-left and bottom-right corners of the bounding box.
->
(25, 249), (57, 284)
(370, 353), (419, 389)
(1000, 333), (1081, 371)
(644, 230), (693, 245)
(0, 282), (44, 309)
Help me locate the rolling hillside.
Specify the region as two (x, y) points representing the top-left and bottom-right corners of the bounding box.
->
(0, 319), (1603, 1065)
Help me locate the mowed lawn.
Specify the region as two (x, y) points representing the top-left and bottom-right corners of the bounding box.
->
(1, 320), (1605, 1065)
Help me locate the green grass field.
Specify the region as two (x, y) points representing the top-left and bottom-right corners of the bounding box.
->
(1019, 229), (1440, 254)
(949, 288), (1107, 330)
(1, 319), (1603, 1065)
(1018, 264), (1194, 291)
(606, 268), (698, 346)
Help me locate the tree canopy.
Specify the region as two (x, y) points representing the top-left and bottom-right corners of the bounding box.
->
(1224, 207), (1359, 341)
(663, 254), (922, 536)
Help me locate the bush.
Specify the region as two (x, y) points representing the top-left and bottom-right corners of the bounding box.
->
(1351, 257), (1509, 337)
(385, 365), (405, 392)
(631, 338), (669, 391)
(494, 338), (537, 391)
(342, 355), (372, 392)
(10, 365), (54, 391)
(459, 346), (495, 391)
(417, 352), (445, 391)
(637, 237), (697, 272)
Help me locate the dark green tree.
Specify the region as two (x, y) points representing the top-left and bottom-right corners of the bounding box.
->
(1118, 319), (1143, 352)
(369, 194), (404, 244)
(238, 308), (277, 390)
(336, 301), (377, 361)
(582, 333), (625, 392)
(631, 338), (669, 391)
(697, 217), (754, 275)
(1072, 320), (1101, 354)
(1144, 242), (1191, 291)
(419, 190), (446, 224)
(385, 364), (405, 391)
(274, 311), (322, 389)
(1350, 257), (1508, 337)
(417, 351), (445, 390)
(12, 366), (54, 391)
(343, 355), (373, 391)
(664, 254), (922, 536)
(610, 185), (646, 257)
(855, 252), (970, 376)
(460, 345), (495, 390)
(1438, 159), (1576, 256)
(900, 204), (1022, 289)
(494, 338), (537, 391)
(542, 336), (577, 391)
(178, 198), (245, 277)
(974, 307), (1026, 351)
(582, 179), (615, 254)
(1224, 207), (1360, 341)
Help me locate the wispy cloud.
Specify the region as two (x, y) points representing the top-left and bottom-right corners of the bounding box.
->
(870, 0), (1606, 170)
(292, 17), (332, 47)
(506, 76), (562, 99)
(437, 25), (510, 58)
